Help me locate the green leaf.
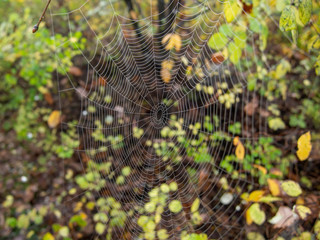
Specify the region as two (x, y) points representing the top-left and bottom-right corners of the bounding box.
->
(169, 200), (183, 213)
(228, 41), (242, 64)
(157, 229), (169, 240)
(259, 195), (282, 203)
(276, 0), (290, 12)
(17, 214), (30, 229)
(146, 220), (156, 231)
(2, 195), (14, 208)
(316, 55), (320, 76)
(275, 60), (291, 79)
(281, 180), (302, 197)
(95, 222), (106, 235)
(247, 232), (265, 240)
(234, 32), (247, 49)
(43, 232), (55, 240)
(279, 6), (297, 32)
(219, 24), (233, 37)
(268, 118), (286, 131)
(169, 182), (178, 191)
(191, 198), (200, 213)
(249, 18), (262, 33)
(208, 33), (228, 50)
(59, 226), (69, 237)
(248, 203), (266, 225)
(194, 153), (211, 163)
(291, 29), (298, 45)
(69, 215), (87, 228)
(6, 217), (17, 228)
(160, 183), (170, 193)
(121, 166), (131, 176)
(145, 201), (156, 213)
(298, 0), (312, 25)
(116, 175), (125, 185)
(137, 215), (148, 227)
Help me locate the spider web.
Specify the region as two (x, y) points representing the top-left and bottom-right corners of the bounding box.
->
(48, 0), (288, 239)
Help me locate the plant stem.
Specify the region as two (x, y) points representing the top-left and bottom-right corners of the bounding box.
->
(32, 0), (52, 33)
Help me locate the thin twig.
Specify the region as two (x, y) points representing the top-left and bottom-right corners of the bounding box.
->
(32, 0), (52, 33)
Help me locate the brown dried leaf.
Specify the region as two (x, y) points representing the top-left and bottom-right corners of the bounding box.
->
(68, 66), (83, 77)
(44, 92), (54, 105)
(244, 97), (259, 116)
(211, 52), (225, 64)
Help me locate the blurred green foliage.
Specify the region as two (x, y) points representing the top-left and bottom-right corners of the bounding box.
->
(0, 8), (85, 137)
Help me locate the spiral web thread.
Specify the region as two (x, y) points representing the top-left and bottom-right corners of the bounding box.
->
(49, 0), (294, 239)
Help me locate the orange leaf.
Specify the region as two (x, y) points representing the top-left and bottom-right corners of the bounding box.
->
(48, 110), (61, 128)
(267, 179), (280, 196)
(296, 197), (304, 205)
(44, 92), (54, 105)
(129, 10), (137, 20)
(246, 209), (253, 225)
(68, 66), (83, 76)
(253, 164), (267, 175)
(270, 168), (283, 177)
(233, 136), (239, 146)
(235, 141), (245, 160)
(161, 68), (171, 83)
(98, 77), (106, 86)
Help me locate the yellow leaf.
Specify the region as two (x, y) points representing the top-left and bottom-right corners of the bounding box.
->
(267, 179), (280, 196)
(253, 164), (267, 175)
(247, 232), (265, 240)
(162, 34), (171, 47)
(43, 232), (55, 240)
(161, 60), (174, 83)
(295, 205), (311, 220)
(80, 212), (87, 220)
(162, 60), (174, 70)
(186, 66), (192, 75)
(224, 0), (242, 23)
(48, 110), (61, 128)
(235, 141), (245, 160)
(248, 190), (265, 202)
(241, 192), (249, 201)
(281, 180), (302, 197)
(246, 209), (253, 225)
(296, 131), (312, 161)
(248, 203), (266, 225)
(162, 34), (182, 51)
